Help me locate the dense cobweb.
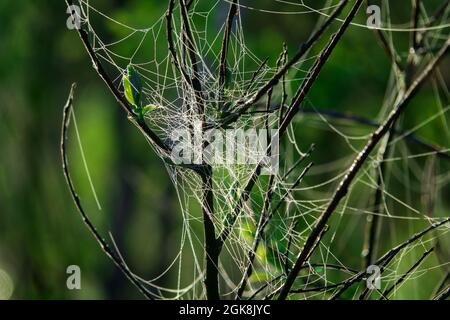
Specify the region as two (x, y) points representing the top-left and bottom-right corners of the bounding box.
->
(70, 0), (450, 300)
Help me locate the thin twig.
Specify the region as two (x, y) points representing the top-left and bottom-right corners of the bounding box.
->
(167, 0), (220, 300)
(365, 1), (403, 72)
(279, 0), (364, 135)
(218, 0), (354, 246)
(282, 144), (315, 181)
(381, 247), (434, 299)
(249, 263), (358, 299)
(433, 285), (450, 300)
(279, 37), (450, 300)
(363, 0), (424, 270)
(243, 57), (270, 98)
(298, 108), (450, 160)
(218, 0), (238, 96)
(60, 84), (154, 299)
(186, 0), (195, 11)
(235, 67), (279, 299)
(166, 0), (188, 79)
(179, 0), (206, 117)
(432, 272), (449, 298)
(65, 0), (168, 154)
(423, 0), (450, 28)
(235, 162), (313, 299)
(331, 217), (450, 300)
(406, 0), (421, 85)
(215, 0), (349, 129)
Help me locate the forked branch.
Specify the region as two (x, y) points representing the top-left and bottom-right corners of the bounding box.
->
(65, 0), (169, 154)
(279, 38), (450, 300)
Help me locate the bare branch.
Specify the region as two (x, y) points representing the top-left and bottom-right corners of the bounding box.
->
(65, 0), (169, 154)
(60, 84), (154, 299)
(365, 1), (403, 71)
(298, 108), (450, 160)
(218, 0), (357, 246)
(279, 37), (450, 300)
(434, 285), (450, 300)
(235, 162), (313, 299)
(381, 247), (434, 299)
(331, 217), (450, 300)
(216, 0), (349, 128)
(179, 0), (206, 117)
(218, 0), (238, 93)
(423, 0), (450, 28)
(279, 0), (364, 135)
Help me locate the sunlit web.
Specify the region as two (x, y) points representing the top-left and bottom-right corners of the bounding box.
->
(69, 0), (450, 299)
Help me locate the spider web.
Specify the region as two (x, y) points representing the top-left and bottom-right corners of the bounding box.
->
(70, 0), (450, 300)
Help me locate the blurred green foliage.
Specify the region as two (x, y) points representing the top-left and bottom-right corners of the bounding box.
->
(0, 0), (448, 299)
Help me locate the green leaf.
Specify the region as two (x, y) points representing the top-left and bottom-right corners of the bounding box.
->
(314, 266), (324, 274)
(122, 64), (141, 107)
(123, 74), (134, 106)
(142, 103), (157, 115)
